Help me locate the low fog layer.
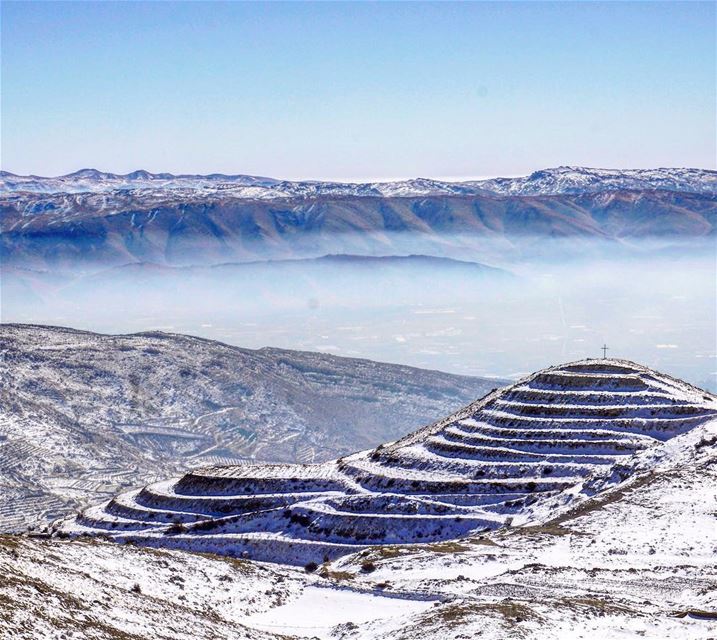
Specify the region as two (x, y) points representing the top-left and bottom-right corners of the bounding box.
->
(2, 239), (715, 391)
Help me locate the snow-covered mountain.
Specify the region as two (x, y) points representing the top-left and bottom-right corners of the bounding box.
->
(0, 168), (280, 195)
(2, 165), (714, 270)
(5, 362), (715, 640)
(0, 324), (500, 532)
(5, 415), (717, 640)
(3, 185), (714, 271)
(58, 358), (717, 566)
(474, 166), (717, 196)
(2, 166), (715, 198)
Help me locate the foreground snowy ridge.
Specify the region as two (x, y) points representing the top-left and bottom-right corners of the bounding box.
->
(58, 358), (717, 566)
(6, 415), (717, 640)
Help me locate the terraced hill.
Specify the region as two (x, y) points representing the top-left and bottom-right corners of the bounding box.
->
(0, 324), (500, 532)
(60, 359), (717, 565)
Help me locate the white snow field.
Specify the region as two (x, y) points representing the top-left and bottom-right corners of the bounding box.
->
(57, 358), (717, 568)
(4, 413), (717, 639)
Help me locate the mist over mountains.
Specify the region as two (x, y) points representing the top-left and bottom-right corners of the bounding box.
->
(3, 0), (715, 635)
(2, 169), (715, 637)
(1, 167), (714, 270)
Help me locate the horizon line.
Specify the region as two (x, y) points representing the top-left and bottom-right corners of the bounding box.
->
(2, 165), (715, 185)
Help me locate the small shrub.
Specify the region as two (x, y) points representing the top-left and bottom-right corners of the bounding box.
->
(304, 562), (318, 573)
(360, 560), (376, 573)
(290, 513), (311, 527)
(131, 583), (142, 594)
(166, 522), (187, 534)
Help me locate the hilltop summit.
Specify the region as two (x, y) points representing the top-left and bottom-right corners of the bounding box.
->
(59, 358), (717, 565)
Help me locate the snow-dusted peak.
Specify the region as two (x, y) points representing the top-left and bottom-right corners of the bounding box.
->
(0, 169), (279, 195)
(2, 166), (714, 198)
(473, 166), (717, 196)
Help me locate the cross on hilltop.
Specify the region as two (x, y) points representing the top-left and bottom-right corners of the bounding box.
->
(601, 344), (609, 358)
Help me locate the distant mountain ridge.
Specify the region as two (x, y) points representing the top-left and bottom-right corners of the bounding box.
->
(476, 166), (717, 196)
(2, 166), (714, 269)
(2, 166), (715, 197)
(2, 189), (714, 270)
(96, 253), (512, 279)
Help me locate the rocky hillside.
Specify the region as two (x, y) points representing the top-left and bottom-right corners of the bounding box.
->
(59, 359), (717, 566)
(0, 324), (500, 532)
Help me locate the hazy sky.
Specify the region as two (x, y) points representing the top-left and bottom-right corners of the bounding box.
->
(2, 1), (715, 180)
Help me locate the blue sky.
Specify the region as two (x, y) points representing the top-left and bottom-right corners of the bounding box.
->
(2, 1), (715, 180)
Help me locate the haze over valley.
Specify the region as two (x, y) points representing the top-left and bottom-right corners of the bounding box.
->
(3, 167), (715, 390)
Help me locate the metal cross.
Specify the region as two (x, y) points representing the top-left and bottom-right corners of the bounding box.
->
(601, 343), (609, 358)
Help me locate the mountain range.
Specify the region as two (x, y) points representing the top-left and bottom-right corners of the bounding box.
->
(2, 167), (714, 269)
(2, 167), (716, 638)
(2, 166), (716, 197)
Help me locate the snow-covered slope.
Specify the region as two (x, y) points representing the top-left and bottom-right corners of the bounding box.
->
(474, 166), (717, 196)
(0, 324), (499, 532)
(323, 417), (717, 639)
(0, 533), (305, 640)
(58, 359), (717, 566)
(7, 400), (717, 639)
